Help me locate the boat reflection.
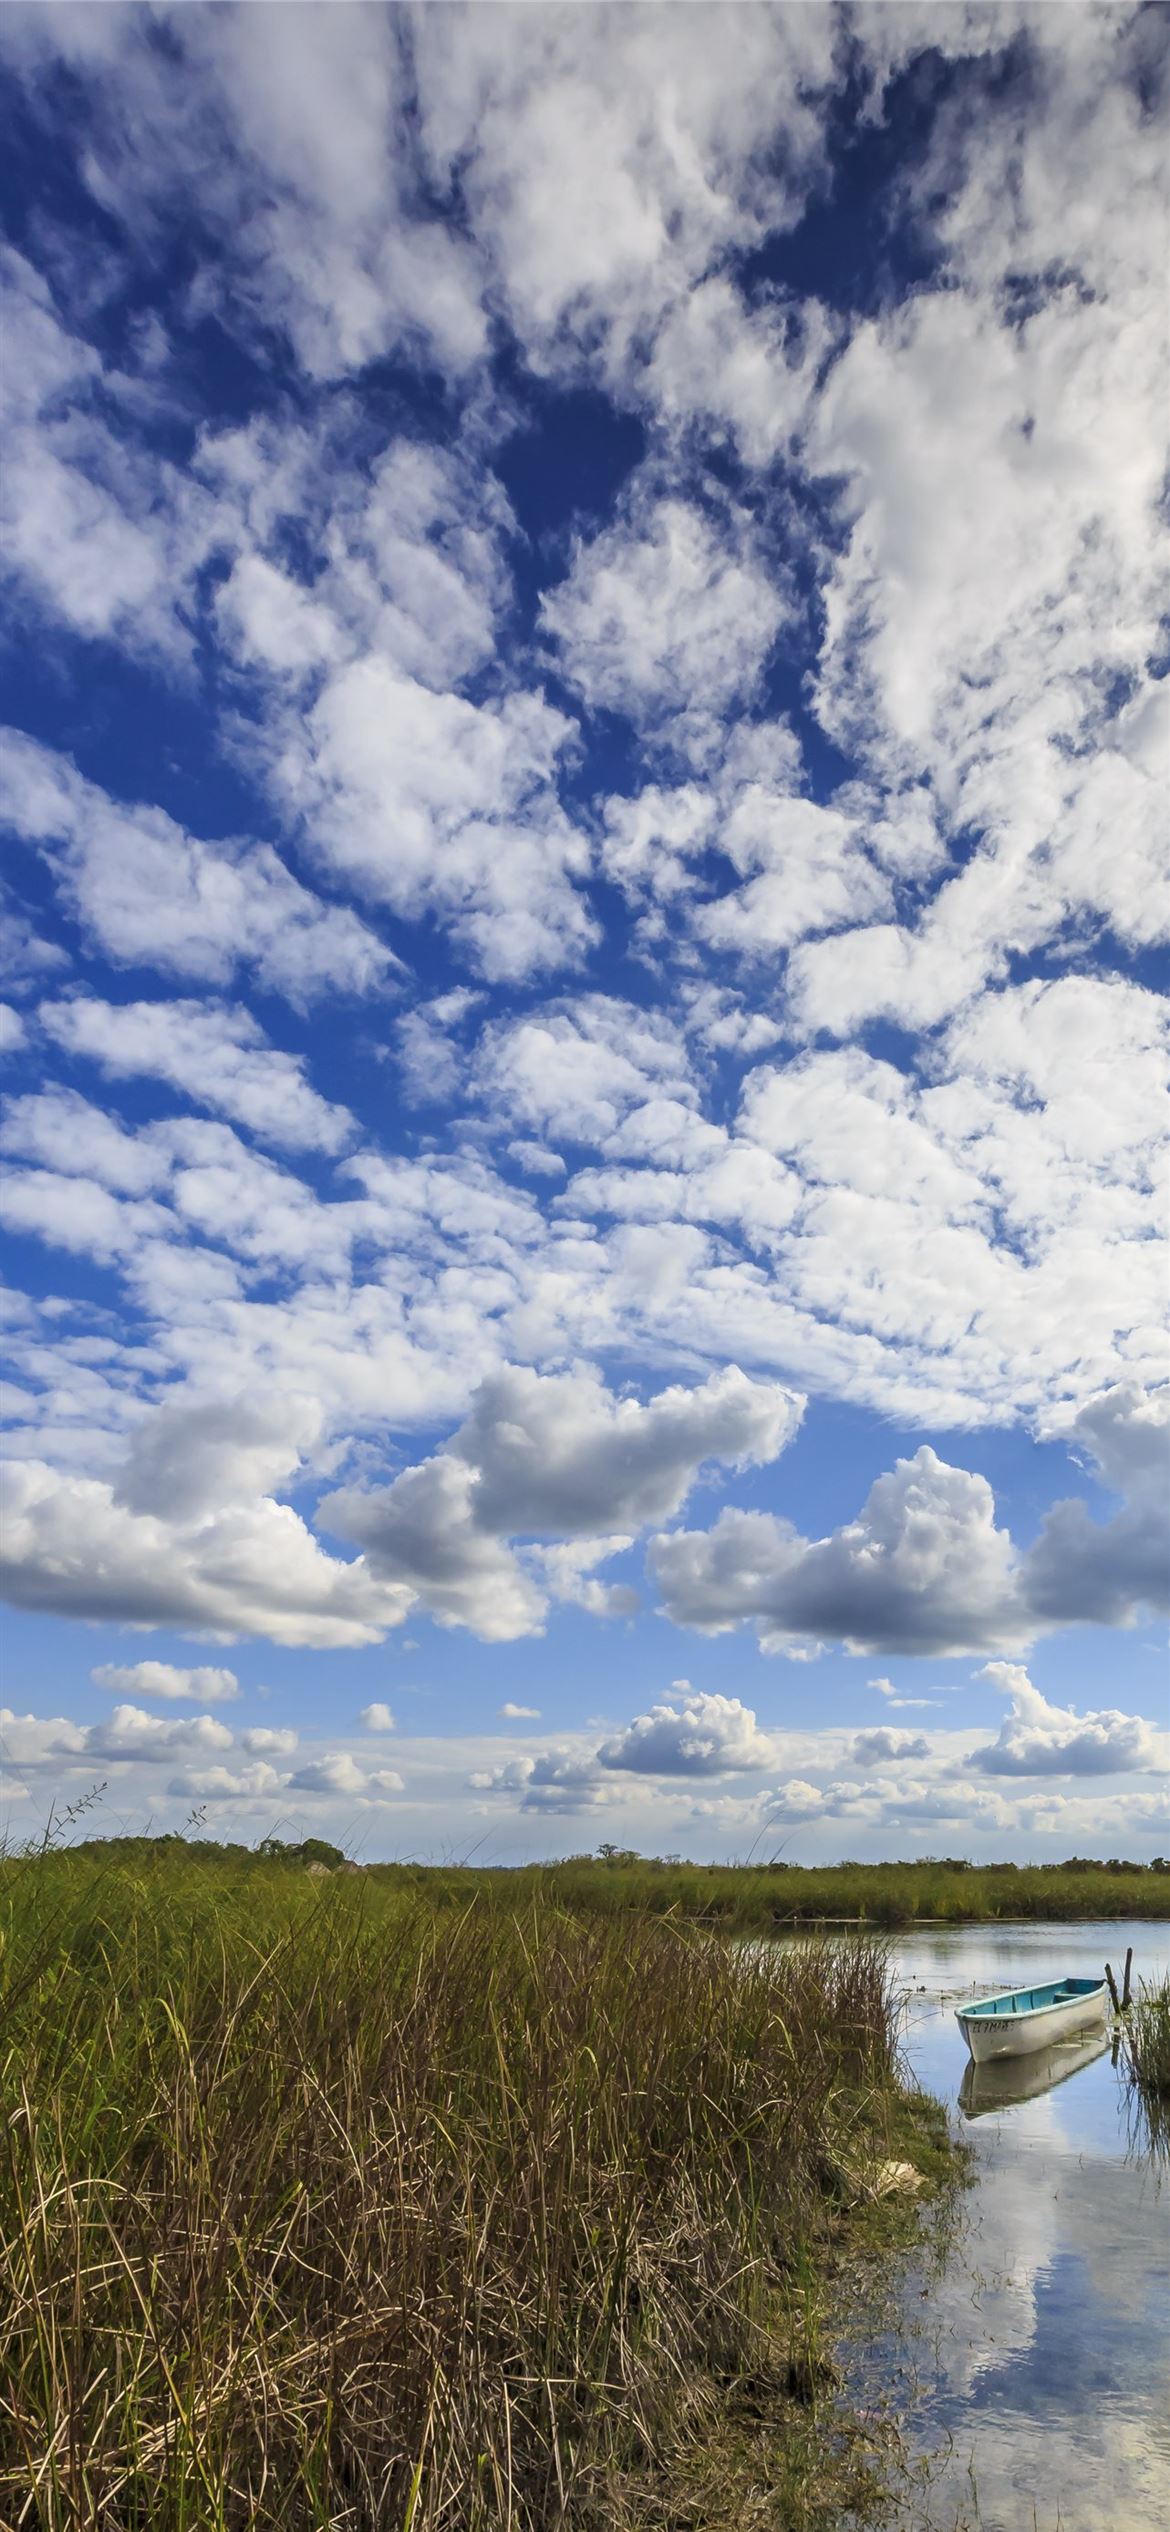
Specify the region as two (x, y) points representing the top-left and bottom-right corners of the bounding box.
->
(959, 2026), (1113, 2119)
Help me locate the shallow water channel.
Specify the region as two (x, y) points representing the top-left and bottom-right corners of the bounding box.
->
(862, 1918), (1170, 2531)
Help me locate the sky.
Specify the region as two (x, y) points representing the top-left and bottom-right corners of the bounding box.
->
(0, 1), (1167, 1867)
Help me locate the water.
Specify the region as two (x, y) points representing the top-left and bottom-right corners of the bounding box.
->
(877, 1919), (1170, 2531)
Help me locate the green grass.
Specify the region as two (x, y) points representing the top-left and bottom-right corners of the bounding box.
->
(0, 1846), (947, 2530)
(373, 1852), (1164, 1931)
(1120, 1977), (1170, 2163)
(43, 1837), (1170, 1931)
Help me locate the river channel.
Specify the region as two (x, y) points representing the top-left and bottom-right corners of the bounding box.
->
(855, 1918), (1170, 2531)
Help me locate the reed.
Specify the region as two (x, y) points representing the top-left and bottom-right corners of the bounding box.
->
(1120, 1977), (1170, 2097)
(367, 1854), (1168, 1930)
(0, 1849), (923, 2531)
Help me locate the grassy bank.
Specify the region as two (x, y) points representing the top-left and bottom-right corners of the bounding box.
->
(0, 1847), (947, 2531)
(392, 1853), (1170, 1924)
(382, 1853), (1167, 1930)
(43, 1839), (1170, 1929)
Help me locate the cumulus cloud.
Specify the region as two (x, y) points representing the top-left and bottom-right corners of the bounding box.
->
(652, 1395), (1170, 1660)
(468, 1747), (612, 1814)
(498, 1702), (541, 1720)
(970, 1663), (1163, 1779)
(1, 1701), (233, 1768)
(0, 1457), (414, 1648)
(324, 1360), (800, 1639)
(240, 1727), (298, 1757)
(288, 1751), (368, 1795)
(92, 1660), (240, 1704)
(167, 1762), (287, 1803)
(849, 1727), (931, 1766)
(651, 1446), (1024, 1656)
(359, 1703), (395, 1733)
(115, 1392), (325, 1526)
(1023, 1383), (1170, 1632)
(597, 1689), (775, 1777)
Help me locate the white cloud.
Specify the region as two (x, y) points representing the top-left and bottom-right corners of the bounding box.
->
(598, 1690), (775, 1777)
(367, 1768), (406, 1797)
(0, 1457), (414, 1649)
(498, 1702), (541, 1721)
(794, 18), (1167, 1036)
(971, 1663), (1162, 1779)
(651, 1445), (1025, 1657)
(468, 1747), (613, 1815)
(167, 1761), (287, 1802)
(92, 1659), (240, 1704)
(274, 654), (593, 983)
(850, 1727), (931, 1766)
(115, 1391), (325, 1526)
(452, 1361), (800, 1537)
(507, 1140), (567, 1180)
(1, 1699), (235, 1766)
(324, 1453), (545, 1642)
(324, 1360), (800, 1640)
(41, 995), (352, 1154)
(0, 730), (394, 1006)
(0, 251), (214, 664)
(288, 1751), (368, 1795)
(653, 1394), (1170, 1661)
(412, 4), (834, 375)
(1023, 1383), (1170, 1633)
(359, 1703), (395, 1733)
(394, 989), (482, 1107)
(475, 993), (694, 1147)
(541, 491), (786, 731)
(0, 12), (486, 386)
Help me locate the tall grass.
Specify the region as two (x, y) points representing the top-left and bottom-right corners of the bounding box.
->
(0, 1850), (914, 2531)
(368, 1856), (1168, 1932)
(44, 1841), (1170, 1930)
(1120, 1976), (1170, 2165)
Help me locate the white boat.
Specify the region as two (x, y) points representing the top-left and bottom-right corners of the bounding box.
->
(955, 1974), (1109, 2063)
(958, 2026), (1112, 2117)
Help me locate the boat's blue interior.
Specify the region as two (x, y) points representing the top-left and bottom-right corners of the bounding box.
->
(962, 1978), (1102, 2019)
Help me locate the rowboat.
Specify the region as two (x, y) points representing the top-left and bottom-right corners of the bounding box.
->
(955, 1975), (1109, 2063)
(959, 2026), (1112, 2116)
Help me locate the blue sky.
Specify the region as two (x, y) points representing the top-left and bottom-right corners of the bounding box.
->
(0, 2), (1166, 1864)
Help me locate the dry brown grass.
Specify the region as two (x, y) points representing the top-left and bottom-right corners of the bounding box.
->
(0, 1852), (913, 2529)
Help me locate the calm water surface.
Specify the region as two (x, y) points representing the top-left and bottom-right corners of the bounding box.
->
(870, 1919), (1170, 2532)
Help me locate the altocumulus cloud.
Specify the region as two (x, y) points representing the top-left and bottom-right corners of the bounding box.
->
(0, 3), (1166, 1858)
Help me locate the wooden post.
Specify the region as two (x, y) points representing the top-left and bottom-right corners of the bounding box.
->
(1105, 1961), (1121, 2014)
(1122, 1946), (1133, 2011)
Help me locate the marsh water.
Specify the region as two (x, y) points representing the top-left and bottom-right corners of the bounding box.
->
(862, 1919), (1170, 2531)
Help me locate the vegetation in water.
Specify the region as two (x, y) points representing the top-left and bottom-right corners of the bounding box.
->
(26, 1834), (1170, 1929)
(0, 1843), (948, 2531)
(1119, 1975), (1170, 2165)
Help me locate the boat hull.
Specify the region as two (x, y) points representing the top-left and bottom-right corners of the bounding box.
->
(956, 1983), (1108, 2063)
(959, 2027), (1111, 2114)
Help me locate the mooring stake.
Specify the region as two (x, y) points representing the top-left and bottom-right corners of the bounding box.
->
(1105, 1961), (1121, 2014)
(1122, 1946), (1133, 2011)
